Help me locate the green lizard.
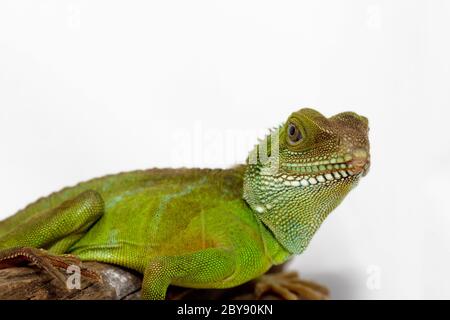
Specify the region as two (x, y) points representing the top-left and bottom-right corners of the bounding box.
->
(0, 108), (370, 300)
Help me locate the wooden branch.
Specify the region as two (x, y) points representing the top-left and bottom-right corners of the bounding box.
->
(0, 262), (329, 300)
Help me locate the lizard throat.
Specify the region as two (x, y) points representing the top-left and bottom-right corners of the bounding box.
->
(243, 160), (360, 254)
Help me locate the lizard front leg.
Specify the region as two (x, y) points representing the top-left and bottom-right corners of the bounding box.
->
(141, 248), (236, 300)
(0, 190), (104, 285)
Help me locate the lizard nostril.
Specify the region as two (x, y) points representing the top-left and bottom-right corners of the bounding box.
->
(350, 148), (370, 174)
(352, 148), (368, 160)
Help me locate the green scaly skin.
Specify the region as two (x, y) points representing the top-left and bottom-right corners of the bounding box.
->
(0, 108), (370, 299)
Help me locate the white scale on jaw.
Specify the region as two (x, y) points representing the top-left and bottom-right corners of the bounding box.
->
(260, 168), (357, 188)
(254, 168), (362, 213)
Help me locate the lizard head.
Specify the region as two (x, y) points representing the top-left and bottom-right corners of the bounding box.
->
(243, 108), (370, 254)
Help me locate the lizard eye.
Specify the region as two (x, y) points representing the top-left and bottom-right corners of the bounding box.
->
(287, 123), (302, 144)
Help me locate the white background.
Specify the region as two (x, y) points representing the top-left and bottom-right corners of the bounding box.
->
(1, 1), (449, 299)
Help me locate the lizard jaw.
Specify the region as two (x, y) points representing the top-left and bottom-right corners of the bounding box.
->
(282, 147), (370, 180)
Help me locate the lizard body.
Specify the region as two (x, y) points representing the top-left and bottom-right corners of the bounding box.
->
(0, 108), (370, 299)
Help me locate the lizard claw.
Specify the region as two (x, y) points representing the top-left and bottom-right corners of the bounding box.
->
(254, 271), (329, 300)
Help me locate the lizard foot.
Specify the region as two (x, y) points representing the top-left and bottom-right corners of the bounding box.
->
(254, 271), (330, 300)
(0, 247), (101, 288)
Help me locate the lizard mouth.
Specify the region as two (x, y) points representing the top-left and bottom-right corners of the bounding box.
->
(281, 148), (370, 184)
